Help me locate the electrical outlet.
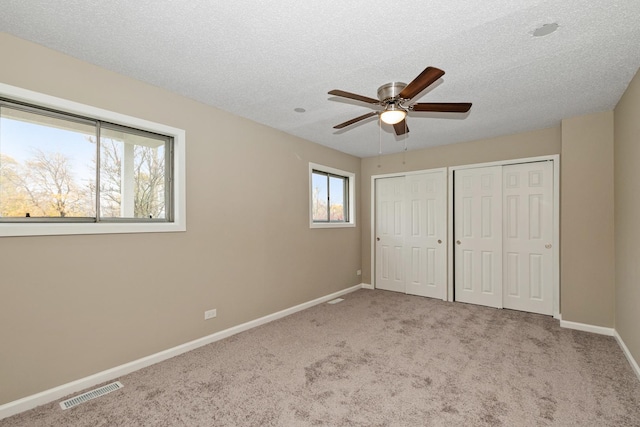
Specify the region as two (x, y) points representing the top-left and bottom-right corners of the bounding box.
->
(356, 269), (362, 276)
(204, 309), (217, 320)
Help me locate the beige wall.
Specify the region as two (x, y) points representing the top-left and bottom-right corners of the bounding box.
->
(561, 112), (615, 327)
(360, 127), (562, 284)
(614, 68), (640, 364)
(0, 34), (362, 404)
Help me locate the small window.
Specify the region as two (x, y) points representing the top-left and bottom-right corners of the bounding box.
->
(309, 163), (355, 228)
(0, 82), (185, 237)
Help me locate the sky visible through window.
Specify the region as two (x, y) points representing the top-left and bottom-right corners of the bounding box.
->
(0, 116), (96, 180)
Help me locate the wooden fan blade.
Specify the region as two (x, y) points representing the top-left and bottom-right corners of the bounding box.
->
(393, 120), (409, 135)
(411, 102), (472, 113)
(333, 111), (378, 129)
(328, 90), (380, 104)
(398, 67), (445, 100)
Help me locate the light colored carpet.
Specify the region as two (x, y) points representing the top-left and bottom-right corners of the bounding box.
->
(3, 289), (640, 426)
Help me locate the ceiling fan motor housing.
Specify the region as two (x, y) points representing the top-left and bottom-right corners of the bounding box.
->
(377, 82), (407, 102)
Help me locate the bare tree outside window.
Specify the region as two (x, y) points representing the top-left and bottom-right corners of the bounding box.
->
(133, 143), (165, 218)
(0, 154), (29, 217)
(98, 128), (167, 219)
(0, 149), (94, 217)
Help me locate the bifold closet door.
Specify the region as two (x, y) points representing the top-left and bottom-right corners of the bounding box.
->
(375, 171), (446, 298)
(502, 162), (553, 315)
(453, 162), (554, 315)
(404, 172), (446, 298)
(453, 166), (503, 308)
(375, 176), (405, 293)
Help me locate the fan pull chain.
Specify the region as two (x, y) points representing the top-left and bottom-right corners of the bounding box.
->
(402, 120), (408, 164)
(377, 115), (382, 168)
(379, 116), (383, 155)
(404, 120), (408, 151)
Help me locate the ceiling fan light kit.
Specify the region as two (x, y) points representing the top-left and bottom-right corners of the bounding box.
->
(380, 104), (407, 125)
(329, 66), (472, 136)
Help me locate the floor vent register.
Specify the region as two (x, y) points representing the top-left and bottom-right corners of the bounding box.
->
(59, 381), (123, 410)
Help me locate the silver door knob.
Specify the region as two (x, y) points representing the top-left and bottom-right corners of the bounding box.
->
(456, 240), (461, 245)
(438, 239), (442, 244)
(545, 244), (552, 249)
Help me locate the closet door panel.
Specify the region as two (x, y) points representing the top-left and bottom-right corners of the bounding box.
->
(454, 166), (503, 308)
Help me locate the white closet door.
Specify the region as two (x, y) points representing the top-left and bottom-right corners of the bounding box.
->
(502, 162), (554, 315)
(454, 166), (503, 308)
(405, 172), (446, 299)
(375, 177), (406, 293)
(375, 171), (447, 298)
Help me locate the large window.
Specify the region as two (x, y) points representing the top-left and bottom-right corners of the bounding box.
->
(0, 83), (185, 237)
(309, 163), (355, 228)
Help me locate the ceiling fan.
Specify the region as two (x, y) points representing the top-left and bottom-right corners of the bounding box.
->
(328, 66), (472, 135)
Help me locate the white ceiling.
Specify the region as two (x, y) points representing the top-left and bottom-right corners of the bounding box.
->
(1, 1), (639, 158)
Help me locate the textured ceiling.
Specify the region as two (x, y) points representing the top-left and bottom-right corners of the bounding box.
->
(1, 1), (639, 158)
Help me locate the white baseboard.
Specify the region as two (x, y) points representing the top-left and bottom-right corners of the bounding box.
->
(560, 318), (640, 382)
(361, 283), (374, 290)
(614, 330), (640, 382)
(0, 284), (364, 420)
(559, 319), (615, 336)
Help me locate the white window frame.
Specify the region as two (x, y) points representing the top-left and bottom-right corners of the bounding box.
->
(309, 162), (355, 229)
(0, 82), (186, 237)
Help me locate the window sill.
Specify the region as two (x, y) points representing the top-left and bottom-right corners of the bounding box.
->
(0, 221), (186, 237)
(310, 222), (356, 229)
